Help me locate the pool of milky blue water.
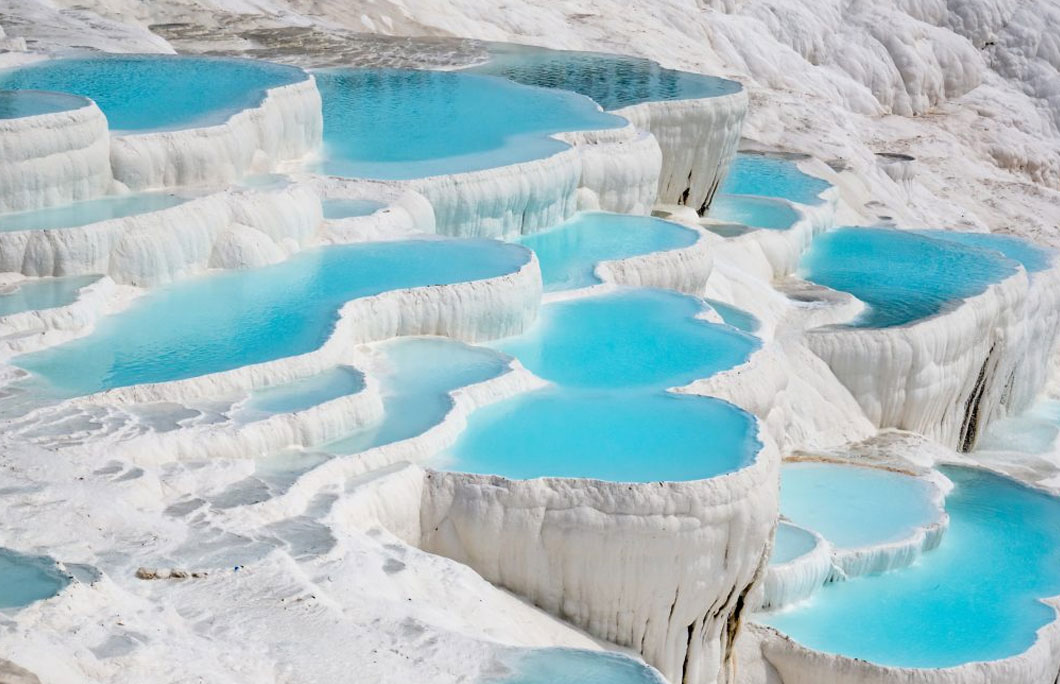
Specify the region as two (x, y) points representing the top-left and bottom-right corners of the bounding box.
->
(977, 399), (1060, 454)
(707, 195), (800, 230)
(800, 227), (1018, 328)
(0, 192), (188, 232)
(322, 198), (388, 219)
(13, 239), (529, 396)
(917, 230), (1054, 274)
(0, 275), (99, 317)
(719, 153), (830, 205)
(780, 463), (941, 549)
(470, 43), (741, 110)
(762, 466), (1060, 668)
(0, 549), (69, 610)
(0, 90), (87, 119)
(0, 55), (306, 132)
(488, 648), (666, 684)
(240, 366), (365, 418)
(314, 68), (625, 179)
(769, 522), (818, 565)
(518, 212), (698, 291)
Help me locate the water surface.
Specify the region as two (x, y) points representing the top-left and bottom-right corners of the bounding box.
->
(0, 193), (187, 232)
(719, 153), (830, 205)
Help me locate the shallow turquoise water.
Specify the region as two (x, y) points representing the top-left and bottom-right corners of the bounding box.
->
(780, 463), (940, 549)
(518, 212), (698, 291)
(471, 43), (741, 110)
(14, 240), (529, 395)
(762, 467), (1060, 668)
(243, 366), (365, 417)
(0, 276), (99, 317)
(0, 55), (306, 132)
(707, 195), (800, 230)
(704, 298), (760, 333)
(0, 90), (85, 119)
(800, 227), (1018, 328)
(314, 68), (625, 179)
(917, 230), (1054, 274)
(719, 153), (830, 205)
(0, 549), (69, 610)
(322, 198), (387, 219)
(977, 399), (1060, 454)
(324, 337), (508, 455)
(495, 289), (759, 390)
(448, 387), (760, 482)
(770, 522), (818, 565)
(489, 648), (665, 684)
(0, 193), (187, 232)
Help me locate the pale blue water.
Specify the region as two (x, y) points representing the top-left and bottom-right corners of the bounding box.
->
(707, 194), (800, 230)
(770, 522), (818, 565)
(762, 467), (1060, 668)
(977, 399), (1060, 454)
(719, 153), (830, 205)
(704, 298), (760, 333)
(322, 199), (387, 219)
(0, 549), (69, 610)
(917, 230), (1054, 274)
(496, 289), (759, 390)
(448, 388), (760, 482)
(0, 193), (187, 232)
(0, 276), (99, 317)
(780, 463), (940, 549)
(0, 55), (306, 132)
(314, 68), (625, 179)
(518, 212), (698, 291)
(471, 43), (741, 110)
(14, 240), (529, 396)
(242, 366), (365, 417)
(800, 228), (1018, 328)
(0, 90), (86, 119)
(324, 337), (508, 455)
(489, 648), (666, 684)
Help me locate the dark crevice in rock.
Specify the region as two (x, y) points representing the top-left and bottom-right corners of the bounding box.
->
(960, 343), (997, 452)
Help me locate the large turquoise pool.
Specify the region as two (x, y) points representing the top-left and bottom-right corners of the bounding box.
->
(762, 467), (1060, 668)
(0, 90), (87, 119)
(315, 68), (625, 180)
(470, 43), (741, 110)
(518, 212), (698, 291)
(0, 549), (69, 610)
(0, 55), (307, 132)
(14, 240), (529, 395)
(800, 228), (1018, 328)
(0, 192), (188, 232)
(917, 230), (1054, 274)
(719, 153), (830, 205)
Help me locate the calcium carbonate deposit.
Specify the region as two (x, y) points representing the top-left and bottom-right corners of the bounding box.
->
(0, 2), (1058, 684)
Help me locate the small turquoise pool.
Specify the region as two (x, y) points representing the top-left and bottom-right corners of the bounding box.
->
(707, 195), (800, 230)
(518, 212), (698, 291)
(14, 239), (530, 395)
(0, 275), (99, 317)
(0, 55), (307, 132)
(800, 228), (1018, 328)
(488, 648), (665, 684)
(762, 467), (1060, 668)
(780, 463), (941, 549)
(495, 289), (759, 390)
(0, 548), (69, 610)
(0, 192), (188, 232)
(917, 230), (1054, 274)
(770, 522), (818, 565)
(323, 337), (508, 455)
(719, 153), (830, 205)
(322, 198), (387, 219)
(704, 298), (760, 333)
(241, 366), (365, 417)
(0, 90), (86, 119)
(314, 68), (625, 179)
(470, 43), (741, 110)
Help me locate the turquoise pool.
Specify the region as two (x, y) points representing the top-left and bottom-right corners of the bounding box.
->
(518, 212), (698, 291)
(707, 194), (800, 230)
(769, 522), (819, 565)
(762, 467), (1060, 668)
(314, 68), (625, 179)
(0, 55), (307, 132)
(917, 230), (1054, 274)
(489, 648), (665, 684)
(704, 298), (760, 333)
(0, 90), (86, 119)
(719, 153), (830, 205)
(241, 366), (365, 418)
(0, 549), (69, 610)
(322, 198), (387, 219)
(0, 192), (187, 232)
(800, 228), (1018, 328)
(14, 239), (530, 395)
(0, 276), (99, 317)
(470, 43), (741, 110)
